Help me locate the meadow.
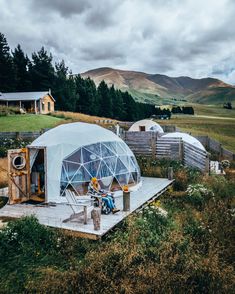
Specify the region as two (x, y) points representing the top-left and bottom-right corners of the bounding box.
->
(160, 115), (235, 152)
(0, 114), (65, 132)
(0, 158), (234, 293)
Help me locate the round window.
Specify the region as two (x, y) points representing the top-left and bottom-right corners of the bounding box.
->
(12, 155), (26, 170)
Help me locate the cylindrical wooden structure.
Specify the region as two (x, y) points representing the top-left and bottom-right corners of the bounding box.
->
(123, 191), (130, 211)
(91, 207), (101, 230)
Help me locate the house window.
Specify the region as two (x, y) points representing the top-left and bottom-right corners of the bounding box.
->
(139, 126), (145, 131)
(48, 102), (51, 111)
(42, 103), (44, 111)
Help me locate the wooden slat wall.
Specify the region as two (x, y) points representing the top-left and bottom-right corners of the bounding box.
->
(123, 131), (157, 157)
(156, 137), (182, 160)
(183, 142), (209, 171)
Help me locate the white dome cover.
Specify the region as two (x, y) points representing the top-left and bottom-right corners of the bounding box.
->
(30, 122), (141, 202)
(128, 119), (164, 133)
(162, 132), (205, 151)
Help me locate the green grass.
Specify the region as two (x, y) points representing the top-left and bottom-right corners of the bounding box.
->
(0, 114), (65, 131)
(160, 115), (235, 153)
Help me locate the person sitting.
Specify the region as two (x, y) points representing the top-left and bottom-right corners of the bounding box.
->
(88, 177), (120, 214)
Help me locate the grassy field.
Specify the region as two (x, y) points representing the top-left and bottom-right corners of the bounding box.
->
(160, 115), (235, 152)
(0, 114), (65, 132)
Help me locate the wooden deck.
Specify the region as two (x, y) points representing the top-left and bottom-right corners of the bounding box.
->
(0, 177), (173, 240)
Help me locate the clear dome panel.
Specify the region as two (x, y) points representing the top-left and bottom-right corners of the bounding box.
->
(99, 176), (113, 190)
(85, 142), (102, 157)
(63, 161), (80, 179)
(83, 160), (101, 178)
(103, 156), (117, 174)
(65, 148), (83, 163)
(82, 147), (99, 163)
(115, 158), (129, 174)
(115, 173), (129, 186)
(101, 143), (116, 158)
(60, 141), (141, 196)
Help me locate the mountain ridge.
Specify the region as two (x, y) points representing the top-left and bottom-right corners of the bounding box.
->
(80, 67), (235, 105)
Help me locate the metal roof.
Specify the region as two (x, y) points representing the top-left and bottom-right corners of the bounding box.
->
(0, 91), (55, 101)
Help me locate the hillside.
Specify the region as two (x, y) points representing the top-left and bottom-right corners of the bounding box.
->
(81, 67), (235, 105)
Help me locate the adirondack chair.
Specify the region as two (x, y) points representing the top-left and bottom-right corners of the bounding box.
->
(63, 190), (94, 224)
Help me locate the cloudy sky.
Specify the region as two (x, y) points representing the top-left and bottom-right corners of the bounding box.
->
(1, 0), (235, 84)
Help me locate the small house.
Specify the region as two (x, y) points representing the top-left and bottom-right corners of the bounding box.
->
(0, 90), (55, 114)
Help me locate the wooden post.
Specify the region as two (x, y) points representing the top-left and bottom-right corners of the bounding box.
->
(91, 207), (101, 230)
(168, 167), (173, 180)
(34, 100), (37, 114)
(123, 191), (130, 211)
(179, 139), (184, 161)
(83, 206), (88, 224)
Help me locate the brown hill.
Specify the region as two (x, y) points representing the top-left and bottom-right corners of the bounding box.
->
(80, 67), (235, 104)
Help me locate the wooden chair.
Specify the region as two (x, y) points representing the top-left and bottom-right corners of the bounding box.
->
(63, 190), (94, 224)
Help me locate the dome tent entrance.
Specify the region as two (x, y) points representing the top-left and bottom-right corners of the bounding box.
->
(29, 122), (141, 203)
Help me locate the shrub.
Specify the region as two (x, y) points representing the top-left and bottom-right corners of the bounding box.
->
(0, 137), (32, 157)
(186, 184), (214, 209)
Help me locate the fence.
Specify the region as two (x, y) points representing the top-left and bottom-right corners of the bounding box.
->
(123, 131), (210, 172)
(156, 137), (183, 160)
(123, 131), (157, 157)
(195, 136), (235, 161)
(0, 129), (50, 140)
(184, 142), (209, 172)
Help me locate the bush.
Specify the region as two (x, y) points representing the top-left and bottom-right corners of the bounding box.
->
(0, 105), (21, 116)
(186, 183), (214, 209)
(0, 137), (32, 157)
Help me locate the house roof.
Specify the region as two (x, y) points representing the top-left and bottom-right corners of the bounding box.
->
(0, 91), (55, 102)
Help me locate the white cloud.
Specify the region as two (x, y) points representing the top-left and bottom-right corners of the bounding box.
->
(0, 0), (234, 84)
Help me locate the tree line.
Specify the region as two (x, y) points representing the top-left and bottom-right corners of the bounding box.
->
(0, 32), (164, 121)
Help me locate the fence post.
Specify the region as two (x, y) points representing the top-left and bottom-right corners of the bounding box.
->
(151, 132), (157, 158)
(179, 139), (184, 161)
(168, 167), (174, 180)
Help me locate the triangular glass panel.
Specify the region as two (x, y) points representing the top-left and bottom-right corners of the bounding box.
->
(63, 161), (80, 181)
(84, 143), (102, 157)
(70, 182), (86, 195)
(115, 173), (129, 187)
(119, 155), (131, 171)
(78, 165), (93, 182)
(60, 165), (69, 182)
(83, 160), (101, 178)
(128, 173), (135, 185)
(115, 142), (127, 155)
(82, 147), (99, 163)
(97, 161), (113, 179)
(65, 148), (83, 163)
(99, 176), (113, 190)
(103, 156), (117, 174)
(115, 158), (129, 174)
(101, 143), (116, 158)
(103, 142), (118, 155)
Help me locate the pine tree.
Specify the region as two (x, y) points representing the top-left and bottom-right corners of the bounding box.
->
(0, 33), (15, 91)
(97, 80), (113, 117)
(29, 47), (55, 90)
(12, 44), (31, 91)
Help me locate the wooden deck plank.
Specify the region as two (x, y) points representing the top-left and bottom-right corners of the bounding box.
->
(0, 177), (173, 239)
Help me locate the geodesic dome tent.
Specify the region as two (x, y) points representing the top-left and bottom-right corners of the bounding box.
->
(162, 132), (206, 151)
(128, 119), (164, 133)
(29, 122), (141, 203)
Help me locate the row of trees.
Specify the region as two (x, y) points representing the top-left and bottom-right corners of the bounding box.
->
(0, 32), (159, 121)
(171, 106), (194, 115)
